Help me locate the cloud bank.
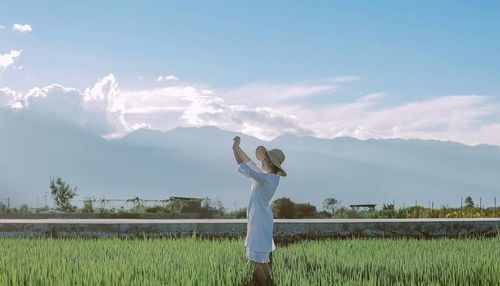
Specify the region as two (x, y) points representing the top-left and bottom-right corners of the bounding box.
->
(1, 74), (499, 146)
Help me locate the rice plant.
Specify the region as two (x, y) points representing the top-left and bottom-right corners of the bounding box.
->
(0, 236), (498, 285)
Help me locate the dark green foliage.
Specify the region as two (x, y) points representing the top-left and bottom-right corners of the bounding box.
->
(224, 207), (247, 218)
(315, 210), (331, 218)
(272, 198), (320, 218)
(464, 196), (474, 208)
(322, 197), (339, 216)
(382, 203), (395, 210)
(271, 197), (295, 218)
(294, 203), (317, 218)
(144, 205), (168, 213)
(82, 199), (94, 214)
(49, 176), (77, 212)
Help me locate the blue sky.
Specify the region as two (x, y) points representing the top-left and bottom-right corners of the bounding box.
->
(1, 1), (500, 145)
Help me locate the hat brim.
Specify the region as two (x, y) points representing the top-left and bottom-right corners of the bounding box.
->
(256, 146), (287, 177)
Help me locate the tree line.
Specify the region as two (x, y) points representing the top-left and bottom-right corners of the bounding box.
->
(1, 177), (498, 218)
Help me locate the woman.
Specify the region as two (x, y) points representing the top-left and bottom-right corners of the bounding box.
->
(232, 135), (286, 285)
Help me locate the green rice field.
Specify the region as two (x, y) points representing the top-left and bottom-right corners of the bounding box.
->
(0, 236), (499, 285)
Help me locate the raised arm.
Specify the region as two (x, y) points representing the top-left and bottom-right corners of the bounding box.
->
(233, 136), (269, 182)
(232, 136), (251, 164)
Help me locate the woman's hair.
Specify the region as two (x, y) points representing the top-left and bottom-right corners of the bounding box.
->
(269, 164), (280, 174)
(265, 155), (280, 174)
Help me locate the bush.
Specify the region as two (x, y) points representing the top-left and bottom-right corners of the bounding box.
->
(271, 198), (295, 218)
(224, 208), (247, 219)
(145, 205), (169, 213)
(294, 203), (317, 218)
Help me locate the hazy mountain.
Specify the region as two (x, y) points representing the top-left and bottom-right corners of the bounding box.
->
(1, 108), (499, 211)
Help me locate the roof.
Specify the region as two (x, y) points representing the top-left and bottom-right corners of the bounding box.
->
(170, 196), (203, 201)
(349, 204), (377, 207)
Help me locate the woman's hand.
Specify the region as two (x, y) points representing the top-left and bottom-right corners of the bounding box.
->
(232, 136), (243, 164)
(256, 146), (266, 161)
(233, 136), (241, 148)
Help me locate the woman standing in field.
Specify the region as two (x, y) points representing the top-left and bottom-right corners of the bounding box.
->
(232, 135), (287, 286)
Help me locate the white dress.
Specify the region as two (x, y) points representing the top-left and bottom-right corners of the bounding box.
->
(238, 160), (280, 256)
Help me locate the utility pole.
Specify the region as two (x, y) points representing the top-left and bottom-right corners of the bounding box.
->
(7, 197), (9, 214)
(479, 197), (482, 217)
(460, 196), (463, 218)
(415, 200), (418, 218)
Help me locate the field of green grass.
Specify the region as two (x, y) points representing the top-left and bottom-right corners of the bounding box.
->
(0, 236), (499, 285)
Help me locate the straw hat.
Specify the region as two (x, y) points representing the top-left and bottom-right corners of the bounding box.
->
(256, 145), (287, 177)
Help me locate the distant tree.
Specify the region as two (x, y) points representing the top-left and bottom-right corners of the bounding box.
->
(200, 197), (214, 218)
(126, 196), (144, 212)
(323, 198), (340, 216)
(271, 197), (295, 218)
(464, 196), (474, 208)
(82, 198), (94, 214)
(382, 203), (395, 211)
(49, 176), (78, 212)
(214, 198), (226, 216)
(294, 203), (317, 218)
(19, 204), (29, 214)
(201, 197), (212, 209)
(381, 203), (396, 218)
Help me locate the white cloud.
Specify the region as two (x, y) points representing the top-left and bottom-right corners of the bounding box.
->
(15, 74), (312, 140)
(285, 94), (500, 145)
(83, 74), (128, 136)
(156, 75), (179, 82)
(224, 82), (337, 106)
(328, 76), (361, 83)
(359, 92), (386, 102)
(0, 50), (22, 68)
(12, 24), (32, 33)
(181, 98), (313, 140)
(0, 87), (21, 108)
(12, 75), (124, 136)
(3, 74), (500, 146)
(473, 123), (500, 146)
(0, 25), (6, 30)
(24, 84), (89, 128)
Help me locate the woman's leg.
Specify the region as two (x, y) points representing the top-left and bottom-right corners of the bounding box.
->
(252, 262), (270, 285)
(269, 251), (273, 275)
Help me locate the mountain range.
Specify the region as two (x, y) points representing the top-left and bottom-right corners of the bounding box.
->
(1, 108), (499, 211)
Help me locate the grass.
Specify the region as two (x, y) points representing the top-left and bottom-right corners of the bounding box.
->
(0, 236), (498, 285)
